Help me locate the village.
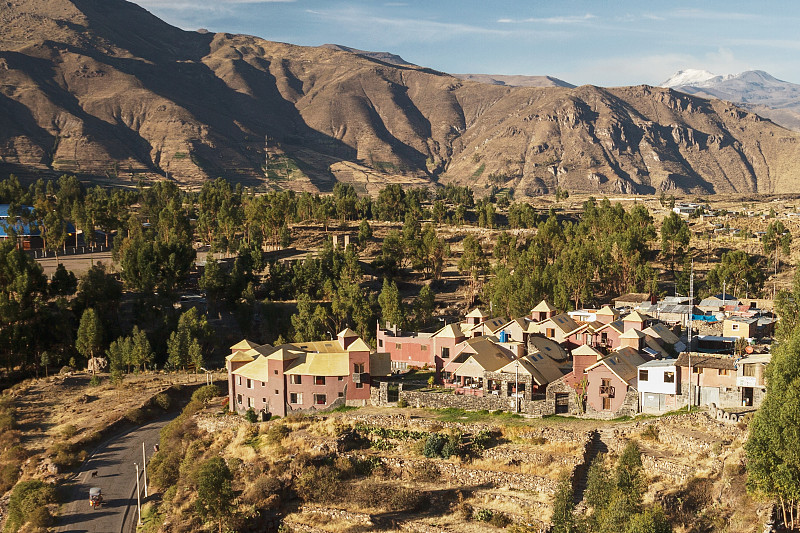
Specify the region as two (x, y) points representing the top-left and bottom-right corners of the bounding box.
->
(226, 290), (776, 423)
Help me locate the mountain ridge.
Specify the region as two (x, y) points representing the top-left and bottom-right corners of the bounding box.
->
(1, 0), (800, 195)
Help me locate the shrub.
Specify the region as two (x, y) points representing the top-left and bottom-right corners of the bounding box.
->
(60, 424), (78, 439)
(5, 480), (57, 533)
(50, 441), (86, 469)
(411, 460), (440, 482)
(396, 398), (409, 408)
(89, 375), (101, 387)
(641, 424), (659, 441)
(474, 508), (494, 522)
(294, 465), (339, 503)
(191, 384), (222, 403)
(423, 433), (447, 458)
(264, 424), (290, 445)
(153, 393), (171, 411)
(242, 474), (283, 507)
(245, 408), (258, 423)
(124, 408), (149, 425)
(441, 431), (462, 458)
(471, 429), (498, 451)
(389, 486), (427, 511)
(0, 461), (21, 493)
(489, 511), (511, 528)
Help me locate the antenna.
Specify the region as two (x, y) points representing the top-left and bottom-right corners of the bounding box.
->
(687, 259), (694, 412)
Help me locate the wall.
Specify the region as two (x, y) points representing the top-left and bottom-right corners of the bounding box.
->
(585, 388), (639, 419)
(586, 366), (629, 413)
(637, 365), (680, 395)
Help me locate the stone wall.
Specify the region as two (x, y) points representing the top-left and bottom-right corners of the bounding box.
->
(545, 377), (581, 415)
(584, 389), (639, 419)
(398, 389), (554, 417)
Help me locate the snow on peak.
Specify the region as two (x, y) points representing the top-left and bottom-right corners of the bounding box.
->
(660, 69), (717, 88)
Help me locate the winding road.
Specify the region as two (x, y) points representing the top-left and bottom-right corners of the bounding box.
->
(54, 416), (175, 533)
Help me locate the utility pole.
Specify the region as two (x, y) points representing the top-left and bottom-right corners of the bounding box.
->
(515, 361), (519, 413)
(142, 442), (148, 498)
(135, 463), (142, 526)
(688, 260), (694, 413)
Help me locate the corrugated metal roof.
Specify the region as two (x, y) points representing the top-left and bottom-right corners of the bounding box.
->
(284, 352), (350, 376)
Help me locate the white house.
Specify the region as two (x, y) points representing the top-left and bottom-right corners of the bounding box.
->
(637, 359), (682, 414)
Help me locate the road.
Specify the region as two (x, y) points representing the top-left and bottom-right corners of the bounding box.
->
(54, 416), (175, 533)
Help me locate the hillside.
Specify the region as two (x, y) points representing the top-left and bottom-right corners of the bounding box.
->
(2, 0), (800, 194)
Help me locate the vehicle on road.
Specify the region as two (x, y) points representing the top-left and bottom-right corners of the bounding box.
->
(89, 487), (103, 508)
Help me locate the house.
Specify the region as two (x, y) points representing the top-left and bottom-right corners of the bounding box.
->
(675, 353), (738, 408)
(228, 329), (391, 417)
(698, 294), (742, 315)
(530, 300), (558, 322)
(0, 204), (78, 250)
(584, 347), (645, 417)
(376, 320), (469, 373)
(723, 317), (758, 339)
(531, 313), (582, 346)
(486, 352), (566, 401)
(444, 337), (516, 395)
(614, 293), (652, 310)
(642, 322), (686, 354)
(590, 320), (625, 350)
(494, 318), (531, 344)
(638, 296), (694, 327)
(637, 359), (682, 414)
(736, 354), (769, 407)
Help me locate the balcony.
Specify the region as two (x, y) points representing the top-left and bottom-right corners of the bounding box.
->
(599, 385), (615, 398)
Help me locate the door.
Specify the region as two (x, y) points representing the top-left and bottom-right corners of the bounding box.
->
(387, 383), (399, 403)
(555, 393), (569, 414)
(742, 387), (754, 407)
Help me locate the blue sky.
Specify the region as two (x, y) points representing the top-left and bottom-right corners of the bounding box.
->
(133, 0), (800, 87)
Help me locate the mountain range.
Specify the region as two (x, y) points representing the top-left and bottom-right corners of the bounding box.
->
(1, 0), (800, 195)
(662, 69), (800, 132)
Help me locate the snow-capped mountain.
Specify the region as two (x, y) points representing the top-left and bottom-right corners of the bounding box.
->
(660, 69), (718, 88)
(661, 69), (800, 131)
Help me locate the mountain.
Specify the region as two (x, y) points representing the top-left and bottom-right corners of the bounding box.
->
(453, 74), (575, 89)
(661, 70), (800, 131)
(1, 0), (800, 195)
(320, 44), (416, 67)
(660, 69), (717, 88)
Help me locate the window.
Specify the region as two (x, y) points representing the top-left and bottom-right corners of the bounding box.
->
(692, 367), (701, 374)
(664, 371), (675, 383)
(719, 369), (729, 376)
(237, 376), (242, 385)
(262, 397), (267, 403)
(261, 381), (265, 387)
(289, 393), (302, 404)
(356, 382), (364, 389)
(290, 375), (301, 385)
(396, 343), (402, 350)
(639, 370), (649, 381)
(743, 365), (756, 377)
(274, 390), (279, 395)
(441, 347), (450, 359)
(546, 328), (556, 338)
(421, 345), (428, 351)
(354, 363), (365, 373)
(378, 339), (383, 348)
(246, 379), (253, 389)
(274, 369), (278, 375)
(338, 376), (344, 381)
(338, 392), (344, 398)
(314, 394), (327, 405)
(248, 397), (254, 408)
(731, 323), (740, 331)
(315, 376), (326, 385)
(237, 394), (242, 404)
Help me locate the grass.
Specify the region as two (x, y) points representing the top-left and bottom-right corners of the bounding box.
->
(472, 163), (486, 179)
(329, 405), (360, 413)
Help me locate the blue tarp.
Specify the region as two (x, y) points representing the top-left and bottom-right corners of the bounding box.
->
(692, 314), (719, 322)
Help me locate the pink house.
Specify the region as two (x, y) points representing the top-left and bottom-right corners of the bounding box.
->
(584, 347), (645, 415)
(228, 329), (391, 417)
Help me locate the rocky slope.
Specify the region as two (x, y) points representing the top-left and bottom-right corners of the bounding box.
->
(1, 0), (800, 194)
(662, 69), (800, 132)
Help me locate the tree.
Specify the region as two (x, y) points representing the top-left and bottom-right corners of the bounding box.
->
(167, 308), (209, 370)
(195, 457), (235, 533)
(291, 294), (329, 342)
(130, 326), (154, 371)
(413, 285), (435, 329)
(762, 220), (792, 275)
(746, 327), (800, 529)
(378, 279), (404, 329)
(660, 212), (690, 275)
(357, 219), (372, 247)
(199, 258), (226, 314)
(775, 269), (800, 340)
(375, 184), (406, 221)
(705, 250), (765, 298)
(49, 264), (77, 297)
(76, 308), (103, 368)
(458, 235), (488, 306)
(550, 472), (577, 533)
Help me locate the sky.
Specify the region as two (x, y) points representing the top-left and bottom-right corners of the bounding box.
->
(132, 0), (800, 87)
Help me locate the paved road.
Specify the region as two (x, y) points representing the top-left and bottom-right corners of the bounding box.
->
(54, 416), (175, 533)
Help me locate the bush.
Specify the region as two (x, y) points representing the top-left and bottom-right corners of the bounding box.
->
(242, 474), (283, 507)
(60, 424), (78, 439)
(0, 461), (21, 493)
(641, 424), (659, 441)
(191, 384), (222, 403)
(245, 408), (258, 423)
(153, 393), (171, 411)
(423, 433), (447, 458)
(89, 375), (101, 387)
(410, 460), (440, 482)
(294, 465), (339, 503)
(441, 432), (462, 458)
(396, 398), (409, 408)
(472, 429), (499, 451)
(474, 508), (494, 522)
(5, 480), (57, 533)
(389, 486), (427, 511)
(264, 424), (290, 446)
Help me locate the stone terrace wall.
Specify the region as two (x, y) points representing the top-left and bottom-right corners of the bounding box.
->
(399, 390), (555, 416)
